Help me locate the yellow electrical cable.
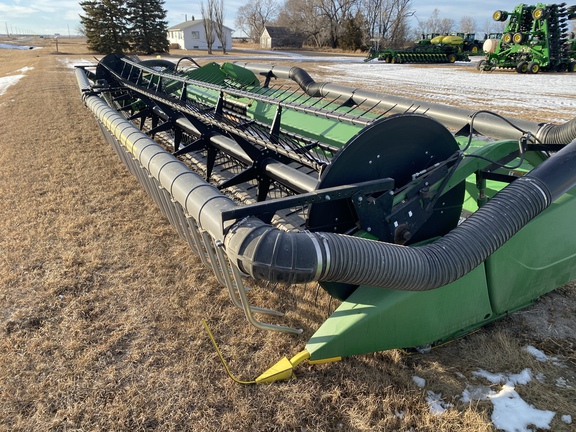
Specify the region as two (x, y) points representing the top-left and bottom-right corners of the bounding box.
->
(202, 319), (256, 385)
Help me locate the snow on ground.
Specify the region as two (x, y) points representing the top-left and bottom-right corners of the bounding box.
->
(0, 67), (34, 97)
(0, 43), (39, 50)
(524, 345), (551, 362)
(59, 58), (95, 70)
(320, 59), (576, 123)
(412, 345), (572, 432)
(412, 375), (426, 388)
(425, 390), (453, 415)
(489, 385), (555, 432)
(413, 345), (573, 431)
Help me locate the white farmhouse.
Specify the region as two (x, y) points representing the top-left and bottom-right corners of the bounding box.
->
(167, 20), (233, 51)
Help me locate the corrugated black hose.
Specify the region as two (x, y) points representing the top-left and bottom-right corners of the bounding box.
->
(225, 139), (576, 291)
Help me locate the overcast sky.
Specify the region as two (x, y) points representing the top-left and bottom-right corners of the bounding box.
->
(0, 0), (527, 37)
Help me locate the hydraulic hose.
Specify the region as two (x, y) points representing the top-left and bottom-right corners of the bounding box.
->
(225, 139), (576, 291)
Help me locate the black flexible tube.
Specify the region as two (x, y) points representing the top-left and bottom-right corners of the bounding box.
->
(537, 118), (576, 145)
(286, 67), (321, 97)
(225, 139), (576, 291)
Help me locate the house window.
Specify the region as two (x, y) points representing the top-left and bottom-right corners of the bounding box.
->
(191, 31), (199, 39)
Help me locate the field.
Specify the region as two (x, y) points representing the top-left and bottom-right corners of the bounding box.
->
(1, 37), (575, 431)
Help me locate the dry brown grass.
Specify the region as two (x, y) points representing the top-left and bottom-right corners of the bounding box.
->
(0, 38), (575, 431)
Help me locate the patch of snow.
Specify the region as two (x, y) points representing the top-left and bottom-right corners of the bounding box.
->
(412, 375), (426, 388)
(489, 384), (555, 432)
(0, 66), (34, 97)
(425, 390), (452, 415)
(472, 369), (507, 384)
(507, 369), (533, 386)
(0, 43), (40, 50)
(460, 385), (492, 403)
(59, 58), (95, 70)
(555, 377), (573, 389)
(469, 368), (558, 431)
(473, 368), (532, 386)
(525, 345), (549, 362)
(319, 62), (576, 123)
(561, 414), (572, 424)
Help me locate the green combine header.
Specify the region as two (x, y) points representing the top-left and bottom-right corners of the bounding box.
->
(479, 2), (576, 73)
(76, 53), (576, 382)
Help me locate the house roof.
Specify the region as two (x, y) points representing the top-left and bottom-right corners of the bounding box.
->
(168, 20), (233, 32)
(263, 26), (294, 38)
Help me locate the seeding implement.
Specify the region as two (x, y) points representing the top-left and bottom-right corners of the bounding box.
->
(365, 34), (472, 63)
(77, 54), (576, 382)
(479, 2), (576, 73)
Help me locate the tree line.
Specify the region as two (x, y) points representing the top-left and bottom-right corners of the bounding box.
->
(79, 0), (229, 54)
(80, 0), (507, 55)
(79, 0), (169, 54)
(236, 0), (506, 50)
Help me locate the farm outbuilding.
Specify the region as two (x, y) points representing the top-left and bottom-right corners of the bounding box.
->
(167, 20), (233, 51)
(260, 26), (304, 49)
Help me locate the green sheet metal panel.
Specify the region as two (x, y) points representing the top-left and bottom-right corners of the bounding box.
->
(486, 188), (576, 314)
(306, 264), (492, 360)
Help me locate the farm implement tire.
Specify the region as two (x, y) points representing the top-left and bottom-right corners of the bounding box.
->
(502, 33), (513, 44)
(493, 10), (508, 21)
(527, 62), (540, 74)
(477, 59), (494, 72)
(513, 32), (525, 44)
(533, 7), (546, 20)
(516, 61), (528, 73)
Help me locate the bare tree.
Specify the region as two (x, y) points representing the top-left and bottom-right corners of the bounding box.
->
(234, 0), (279, 42)
(315, 0), (360, 48)
(276, 0), (327, 47)
(421, 8), (440, 34)
(438, 17), (455, 34)
(201, 0), (215, 54)
(459, 16), (476, 34)
(364, 0), (414, 47)
(213, 0), (226, 53)
(416, 9), (454, 35)
(482, 18), (506, 35)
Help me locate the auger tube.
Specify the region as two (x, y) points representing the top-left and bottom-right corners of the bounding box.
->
(225, 138), (576, 291)
(235, 62), (576, 144)
(76, 67), (237, 241)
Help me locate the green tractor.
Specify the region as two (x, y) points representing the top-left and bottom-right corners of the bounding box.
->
(453, 32), (488, 54)
(415, 33), (442, 46)
(479, 3), (576, 73)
